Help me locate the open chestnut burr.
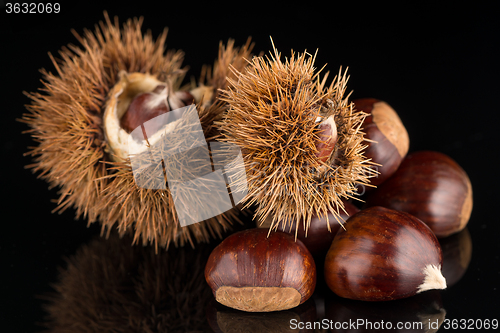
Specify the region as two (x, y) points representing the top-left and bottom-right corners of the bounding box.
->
(22, 13), (254, 249)
(205, 228), (316, 312)
(324, 206), (446, 301)
(365, 150), (473, 237)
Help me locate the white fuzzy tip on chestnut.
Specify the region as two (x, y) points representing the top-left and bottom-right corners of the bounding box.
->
(417, 264), (447, 293)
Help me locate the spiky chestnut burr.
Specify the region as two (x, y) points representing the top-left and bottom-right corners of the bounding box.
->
(218, 45), (375, 236)
(21, 13), (253, 249)
(324, 206), (446, 301)
(205, 228), (316, 312)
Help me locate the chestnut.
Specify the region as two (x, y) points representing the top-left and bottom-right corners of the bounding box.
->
(120, 84), (169, 134)
(324, 206), (446, 301)
(120, 84), (194, 135)
(257, 200), (360, 257)
(354, 98), (409, 187)
(364, 150), (473, 237)
(205, 228), (316, 312)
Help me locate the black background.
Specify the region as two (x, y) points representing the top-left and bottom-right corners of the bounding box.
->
(1, 2), (499, 332)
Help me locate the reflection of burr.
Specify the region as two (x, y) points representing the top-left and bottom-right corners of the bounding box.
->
(42, 231), (217, 332)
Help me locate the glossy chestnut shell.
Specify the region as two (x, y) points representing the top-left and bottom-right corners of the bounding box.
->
(205, 228), (316, 312)
(324, 206), (445, 301)
(365, 150), (473, 237)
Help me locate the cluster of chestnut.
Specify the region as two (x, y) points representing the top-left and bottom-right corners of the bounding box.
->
(204, 98), (472, 312)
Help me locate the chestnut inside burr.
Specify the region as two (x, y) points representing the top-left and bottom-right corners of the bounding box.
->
(315, 115), (338, 163)
(104, 72), (196, 160)
(119, 84), (194, 135)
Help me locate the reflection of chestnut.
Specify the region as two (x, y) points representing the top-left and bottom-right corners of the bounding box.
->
(206, 298), (317, 333)
(324, 206), (446, 301)
(205, 229), (316, 312)
(258, 201), (360, 257)
(365, 151), (473, 237)
(354, 98), (409, 187)
(440, 227), (473, 287)
(325, 290), (446, 332)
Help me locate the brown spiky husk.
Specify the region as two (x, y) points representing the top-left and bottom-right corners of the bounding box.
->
(42, 232), (214, 332)
(22, 12), (253, 249)
(218, 45), (375, 233)
(197, 38), (255, 140)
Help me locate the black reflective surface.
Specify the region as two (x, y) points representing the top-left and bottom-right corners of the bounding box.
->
(2, 3), (499, 332)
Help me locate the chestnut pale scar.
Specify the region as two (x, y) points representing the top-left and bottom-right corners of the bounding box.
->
(215, 286), (301, 312)
(372, 101), (409, 157)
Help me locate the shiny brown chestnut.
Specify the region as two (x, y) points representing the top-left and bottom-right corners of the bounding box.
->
(354, 98), (409, 187)
(205, 228), (316, 312)
(324, 206), (446, 301)
(365, 151), (473, 237)
(258, 201), (360, 257)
